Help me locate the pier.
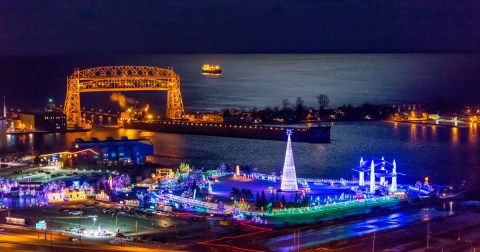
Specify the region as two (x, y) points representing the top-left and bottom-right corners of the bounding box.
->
(124, 120), (331, 143)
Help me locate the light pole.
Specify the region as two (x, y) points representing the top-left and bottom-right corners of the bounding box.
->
(427, 221), (430, 249)
(45, 217), (47, 240)
(93, 217), (97, 235)
(78, 216), (82, 244)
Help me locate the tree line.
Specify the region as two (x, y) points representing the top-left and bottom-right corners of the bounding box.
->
(223, 94), (331, 123)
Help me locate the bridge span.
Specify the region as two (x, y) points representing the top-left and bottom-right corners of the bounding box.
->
(64, 66), (184, 128)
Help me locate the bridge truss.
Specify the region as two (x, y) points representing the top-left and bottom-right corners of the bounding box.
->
(63, 66), (184, 128)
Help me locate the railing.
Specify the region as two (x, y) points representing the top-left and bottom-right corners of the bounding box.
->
(163, 194), (245, 213)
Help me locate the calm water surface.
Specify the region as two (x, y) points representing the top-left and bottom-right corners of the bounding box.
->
(4, 121), (480, 188)
(2, 54), (480, 188)
(2, 54), (480, 112)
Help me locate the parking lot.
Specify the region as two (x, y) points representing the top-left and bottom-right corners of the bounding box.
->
(2, 201), (220, 243)
(1, 163), (123, 184)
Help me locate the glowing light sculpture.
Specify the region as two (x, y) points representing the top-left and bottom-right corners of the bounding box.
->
(359, 157), (365, 186)
(208, 182), (213, 194)
(380, 157), (386, 186)
(370, 160), (375, 193)
(280, 129), (298, 192)
(391, 160), (397, 192)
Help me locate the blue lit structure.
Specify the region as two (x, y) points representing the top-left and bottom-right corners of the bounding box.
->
(71, 136), (154, 164)
(353, 157), (400, 193)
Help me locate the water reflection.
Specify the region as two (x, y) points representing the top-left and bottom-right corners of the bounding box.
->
(3, 122), (480, 186)
(468, 125), (477, 144)
(451, 127), (459, 145)
(421, 126), (427, 142)
(409, 124), (417, 142)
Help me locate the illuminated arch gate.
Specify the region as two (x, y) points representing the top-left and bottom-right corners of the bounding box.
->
(63, 66), (184, 128)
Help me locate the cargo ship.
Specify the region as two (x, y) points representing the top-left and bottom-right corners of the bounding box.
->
(124, 121), (330, 143)
(202, 64), (221, 75)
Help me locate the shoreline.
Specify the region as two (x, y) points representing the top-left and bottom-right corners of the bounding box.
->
(392, 119), (471, 128)
(7, 129), (91, 135)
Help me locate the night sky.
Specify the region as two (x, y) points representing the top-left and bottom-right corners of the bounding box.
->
(1, 0), (479, 55)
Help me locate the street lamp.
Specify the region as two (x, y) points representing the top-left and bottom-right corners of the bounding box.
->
(79, 216), (82, 244)
(93, 217), (97, 235)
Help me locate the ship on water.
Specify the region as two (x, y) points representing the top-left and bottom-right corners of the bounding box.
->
(124, 121), (330, 143)
(202, 64), (221, 75)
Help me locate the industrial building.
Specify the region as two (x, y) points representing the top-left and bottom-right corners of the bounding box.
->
(38, 137), (154, 168)
(19, 112), (66, 131)
(71, 136), (154, 165)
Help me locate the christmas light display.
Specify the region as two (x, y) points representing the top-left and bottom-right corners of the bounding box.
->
(280, 129), (298, 192)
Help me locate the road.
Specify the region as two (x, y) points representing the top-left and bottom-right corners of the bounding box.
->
(195, 201), (480, 251)
(306, 211), (480, 251)
(0, 230), (184, 252)
(0, 202), (245, 251)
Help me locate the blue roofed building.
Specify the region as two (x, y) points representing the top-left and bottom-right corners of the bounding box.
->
(71, 136), (154, 165)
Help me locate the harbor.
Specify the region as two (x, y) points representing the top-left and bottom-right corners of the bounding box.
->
(2, 1), (480, 251)
(0, 127), (471, 252)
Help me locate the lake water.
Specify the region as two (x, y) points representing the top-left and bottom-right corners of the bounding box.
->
(4, 121), (479, 189)
(1, 54), (480, 188)
(2, 54), (480, 112)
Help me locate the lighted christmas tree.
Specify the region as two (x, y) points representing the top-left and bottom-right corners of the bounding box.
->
(280, 129), (299, 192)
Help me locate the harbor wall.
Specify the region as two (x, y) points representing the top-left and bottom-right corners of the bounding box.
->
(124, 121), (330, 143)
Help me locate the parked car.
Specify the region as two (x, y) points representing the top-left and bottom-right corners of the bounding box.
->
(68, 237), (79, 242)
(115, 233), (126, 238)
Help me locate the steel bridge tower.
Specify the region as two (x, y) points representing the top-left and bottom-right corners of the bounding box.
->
(63, 66), (184, 128)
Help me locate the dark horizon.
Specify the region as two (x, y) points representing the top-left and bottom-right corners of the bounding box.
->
(1, 0), (479, 55)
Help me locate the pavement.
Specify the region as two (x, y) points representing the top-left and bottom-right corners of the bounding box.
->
(0, 201), (246, 252)
(1, 164), (119, 183)
(0, 230), (184, 252)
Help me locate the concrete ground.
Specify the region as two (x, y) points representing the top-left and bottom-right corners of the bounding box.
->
(305, 211), (480, 252)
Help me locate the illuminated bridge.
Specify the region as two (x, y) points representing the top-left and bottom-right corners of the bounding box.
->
(64, 66), (184, 128)
(80, 110), (120, 125)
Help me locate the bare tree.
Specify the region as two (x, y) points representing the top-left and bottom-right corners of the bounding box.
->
(316, 94), (330, 110)
(282, 98), (291, 110)
(295, 97), (305, 108)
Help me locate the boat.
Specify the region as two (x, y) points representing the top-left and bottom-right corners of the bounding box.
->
(434, 185), (465, 200)
(202, 64), (221, 74)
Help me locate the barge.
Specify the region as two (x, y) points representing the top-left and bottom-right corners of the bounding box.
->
(124, 121), (330, 143)
(202, 64), (221, 74)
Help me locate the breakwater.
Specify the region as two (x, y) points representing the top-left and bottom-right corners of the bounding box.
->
(124, 121), (330, 143)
